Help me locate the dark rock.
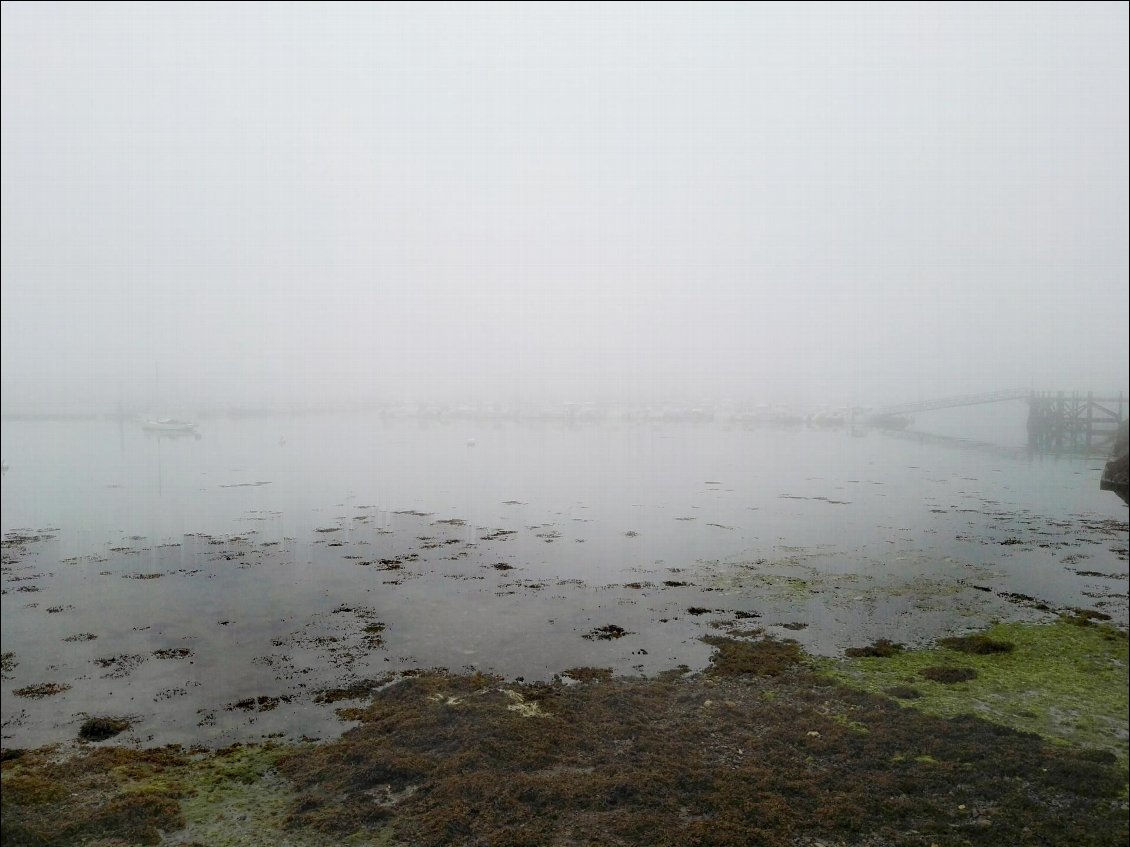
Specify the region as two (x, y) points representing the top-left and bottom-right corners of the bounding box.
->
(78, 716), (131, 742)
(1100, 419), (1129, 504)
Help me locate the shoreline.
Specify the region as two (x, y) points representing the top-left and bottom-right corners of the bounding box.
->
(3, 618), (1127, 846)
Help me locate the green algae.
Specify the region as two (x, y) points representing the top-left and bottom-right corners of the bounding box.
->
(826, 619), (1130, 767)
(170, 744), (353, 847)
(699, 562), (1020, 633)
(0, 742), (363, 847)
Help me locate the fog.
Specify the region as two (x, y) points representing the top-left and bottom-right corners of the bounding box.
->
(2, 1), (1127, 415)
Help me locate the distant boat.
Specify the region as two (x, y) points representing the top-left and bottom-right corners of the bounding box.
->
(866, 414), (913, 431)
(142, 418), (198, 433)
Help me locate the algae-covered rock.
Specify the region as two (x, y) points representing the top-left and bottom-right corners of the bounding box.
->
(1100, 419), (1129, 503)
(828, 620), (1130, 766)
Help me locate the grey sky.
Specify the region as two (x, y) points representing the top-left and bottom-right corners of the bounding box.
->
(2, 1), (1127, 411)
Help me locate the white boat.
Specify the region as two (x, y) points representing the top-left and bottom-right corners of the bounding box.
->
(142, 418), (198, 433)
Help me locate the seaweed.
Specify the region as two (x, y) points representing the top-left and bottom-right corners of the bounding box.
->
(5, 638), (1128, 846)
(583, 625), (630, 641)
(702, 635), (803, 677)
(938, 635), (1015, 655)
(845, 639), (904, 658)
(78, 717), (132, 742)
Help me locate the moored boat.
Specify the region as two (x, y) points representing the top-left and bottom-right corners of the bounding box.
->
(142, 418), (198, 433)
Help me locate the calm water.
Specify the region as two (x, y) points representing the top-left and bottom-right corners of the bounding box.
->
(2, 414), (1126, 747)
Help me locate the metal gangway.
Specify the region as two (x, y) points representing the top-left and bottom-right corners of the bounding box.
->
(871, 389), (1030, 418)
(872, 389), (1126, 454)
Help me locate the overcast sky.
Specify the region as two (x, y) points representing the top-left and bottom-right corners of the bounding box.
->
(2, 1), (1127, 411)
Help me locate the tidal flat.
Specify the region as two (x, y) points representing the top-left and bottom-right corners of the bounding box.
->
(2, 420), (1128, 844)
(2, 512), (1127, 846)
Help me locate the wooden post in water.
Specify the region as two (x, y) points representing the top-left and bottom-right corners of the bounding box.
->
(1070, 391), (1076, 452)
(1052, 392), (1059, 451)
(1074, 391), (1080, 451)
(1087, 391), (1094, 451)
(1027, 391), (1036, 449)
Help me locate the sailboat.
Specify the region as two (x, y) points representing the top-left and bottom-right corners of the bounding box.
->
(141, 365), (199, 434)
(142, 417), (198, 433)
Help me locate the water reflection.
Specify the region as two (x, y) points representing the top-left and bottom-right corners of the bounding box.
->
(1, 415), (1125, 747)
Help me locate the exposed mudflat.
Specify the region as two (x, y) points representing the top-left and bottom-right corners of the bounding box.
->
(2, 421), (1127, 844)
(1, 501), (1125, 750)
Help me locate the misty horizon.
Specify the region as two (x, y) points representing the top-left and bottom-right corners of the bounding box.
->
(3, 2), (1128, 415)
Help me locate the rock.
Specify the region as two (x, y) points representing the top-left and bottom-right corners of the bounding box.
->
(1100, 420), (1129, 504)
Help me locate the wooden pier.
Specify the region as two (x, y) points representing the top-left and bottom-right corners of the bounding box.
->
(1026, 392), (1125, 454)
(871, 389), (1127, 455)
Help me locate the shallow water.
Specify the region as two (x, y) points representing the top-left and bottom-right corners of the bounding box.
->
(2, 414), (1126, 747)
